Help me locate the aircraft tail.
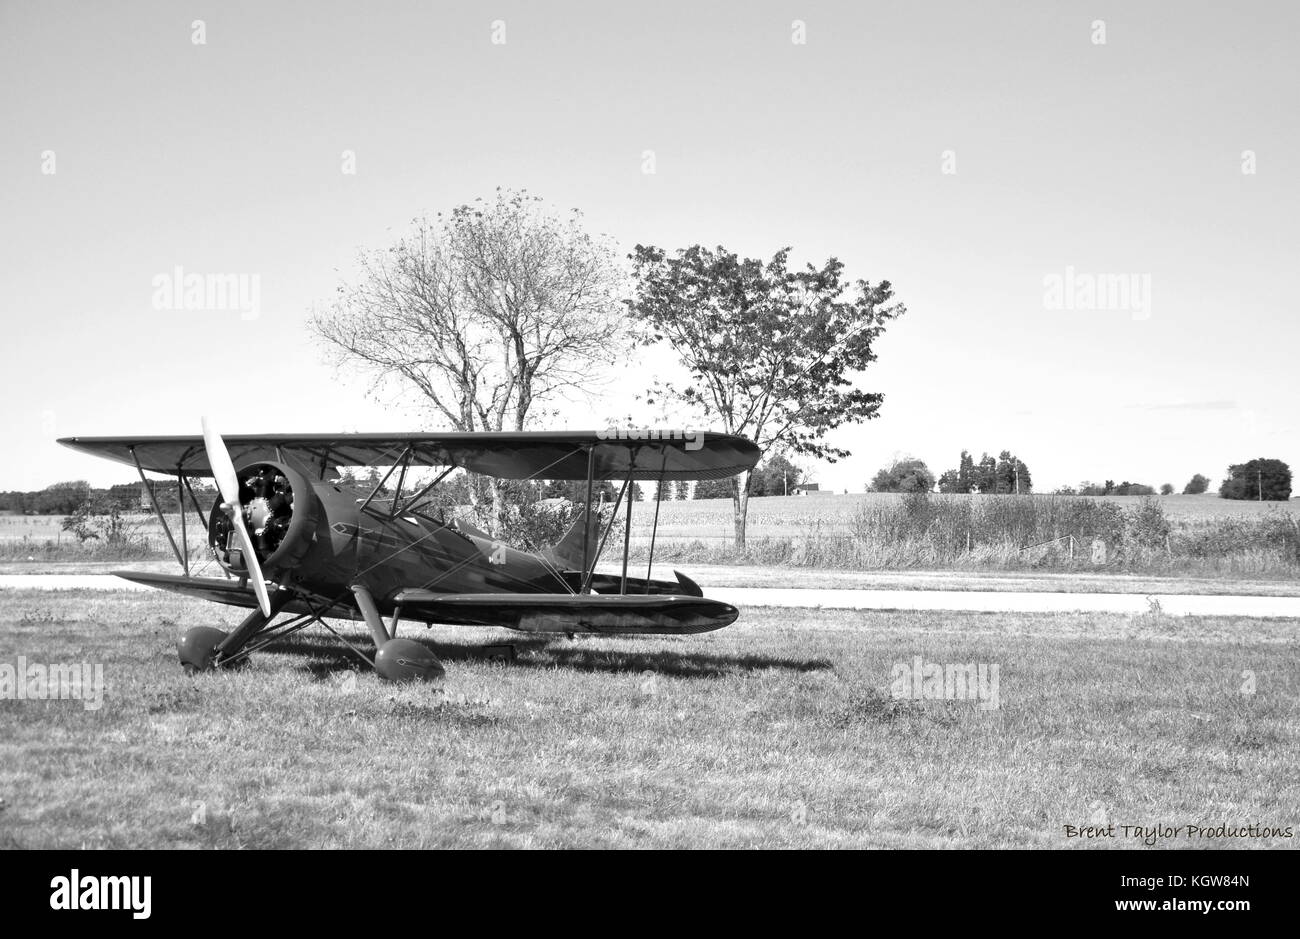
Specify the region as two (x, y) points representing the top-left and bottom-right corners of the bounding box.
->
(542, 510), (603, 570)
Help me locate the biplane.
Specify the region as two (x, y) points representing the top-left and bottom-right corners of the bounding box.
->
(57, 423), (760, 681)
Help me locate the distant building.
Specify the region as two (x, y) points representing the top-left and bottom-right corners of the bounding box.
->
(791, 483), (825, 496)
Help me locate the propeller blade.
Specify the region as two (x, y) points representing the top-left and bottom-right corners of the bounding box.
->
(201, 416), (240, 508)
(230, 510), (272, 617)
(201, 416), (272, 617)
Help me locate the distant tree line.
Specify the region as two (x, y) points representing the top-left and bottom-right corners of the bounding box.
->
(1059, 480), (1157, 496)
(1051, 460), (1292, 501)
(865, 451), (1032, 494)
(858, 454), (1293, 502)
(937, 450), (1031, 494)
(0, 480), (218, 515)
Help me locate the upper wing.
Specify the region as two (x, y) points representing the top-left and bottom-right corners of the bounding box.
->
(57, 430), (759, 481)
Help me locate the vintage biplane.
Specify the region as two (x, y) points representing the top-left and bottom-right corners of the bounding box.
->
(58, 423), (759, 681)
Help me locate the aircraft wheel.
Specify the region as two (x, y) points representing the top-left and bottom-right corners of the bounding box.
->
(178, 626), (229, 673)
(374, 638), (445, 682)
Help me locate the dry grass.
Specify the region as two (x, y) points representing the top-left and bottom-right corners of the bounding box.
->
(1, 589), (1296, 849)
(0, 512), (197, 564)
(630, 492), (1299, 544)
(4, 493), (1298, 581)
(628, 494), (1300, 579)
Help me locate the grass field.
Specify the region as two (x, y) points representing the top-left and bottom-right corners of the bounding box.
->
(630, 492), (1298, 543)
(630, 492), (1300, 579)
(4, 493), (1292, 549)
(5, 493), (1298, 576)
(1, 589), (1296, 848)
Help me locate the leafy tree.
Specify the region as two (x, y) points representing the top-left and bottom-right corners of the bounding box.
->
(1182, 473), (1210, 495)
(1113, 481), (1154, 496)
(937, 449), (1027, 494)
(975, 454), (998, 494)
(871, 457), (935, 493)
(37, 481), (91, 515)
(1159, 483), (1174, 495)
(751, 453), (804, 497)
(1220, 458), (1292, 501)
(957, 450), (975, 493)
(628, 244), (904, 547)
(694, 477), (733, 499)
(994, 450), (1032, 494)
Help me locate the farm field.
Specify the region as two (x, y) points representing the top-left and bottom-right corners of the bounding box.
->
(0, 589), (1296, 849)
(4, 491), (1299, 584)
(628, 492), (1300, 543)
(4, 493), (1293, 550)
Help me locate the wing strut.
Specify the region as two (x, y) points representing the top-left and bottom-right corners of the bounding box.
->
(580, 445), (596, 593)
(176, 470), (188, 576)
(130, 446), (186, 571)
(581, 474), (630, 594)
(357, 446), (412, 513)
(620, 465), (634, 594)
(181, 473), (226, 578)
(645, 453), (669, 592)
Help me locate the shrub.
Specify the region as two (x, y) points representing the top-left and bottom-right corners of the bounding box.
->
(1123, 497), (1171, 549)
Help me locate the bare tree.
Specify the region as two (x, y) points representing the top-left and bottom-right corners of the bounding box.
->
(313, 189), (627, 434)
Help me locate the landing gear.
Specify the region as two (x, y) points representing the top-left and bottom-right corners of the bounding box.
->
(374, 638), (446, 682)
(350, 583), (444, 683)
(178, 586), (446, 683)
(178, 595), (289, 673)
(178, 626), (229, 673)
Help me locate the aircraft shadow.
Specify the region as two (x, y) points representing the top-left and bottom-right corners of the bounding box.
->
(254, 630), (831, 680)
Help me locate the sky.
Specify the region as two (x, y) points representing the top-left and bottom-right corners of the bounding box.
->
(1, 0), (1296, 493)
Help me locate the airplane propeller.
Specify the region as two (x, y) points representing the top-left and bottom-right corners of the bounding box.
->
(202, 417), (273, 616)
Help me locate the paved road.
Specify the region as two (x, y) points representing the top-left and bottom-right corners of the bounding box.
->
(4, 574), (1300, 618)
(710, 587), (1300, 618)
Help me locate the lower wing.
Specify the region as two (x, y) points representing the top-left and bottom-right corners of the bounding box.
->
(111, 571), (737, 634)
(394, 590), (738, 635)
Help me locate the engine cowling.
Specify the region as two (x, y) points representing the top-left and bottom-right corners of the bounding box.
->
(208, 460), (321, 578)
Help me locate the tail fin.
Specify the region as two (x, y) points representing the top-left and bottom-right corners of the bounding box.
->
(542, 510), (603, 570)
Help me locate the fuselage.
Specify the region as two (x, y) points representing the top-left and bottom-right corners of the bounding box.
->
(207, 457), (605, 617)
